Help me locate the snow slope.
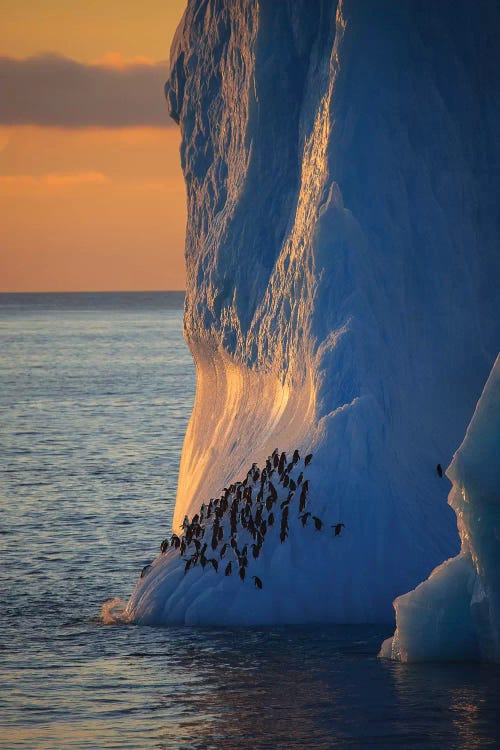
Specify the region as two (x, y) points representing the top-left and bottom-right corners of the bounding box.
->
(108, 0), (500, 625)
(380, 356), (500, 662)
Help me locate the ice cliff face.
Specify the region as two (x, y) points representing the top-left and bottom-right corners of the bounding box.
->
(118, 0), (500, 625)
(380, 356), (500, 662)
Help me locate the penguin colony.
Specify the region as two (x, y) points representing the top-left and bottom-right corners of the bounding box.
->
(148, 449), (345, 590)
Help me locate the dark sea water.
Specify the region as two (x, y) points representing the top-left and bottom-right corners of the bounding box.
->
(1, 292), (499, 750)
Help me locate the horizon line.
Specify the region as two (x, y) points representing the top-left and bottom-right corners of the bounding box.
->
(0, 289), (186, 295)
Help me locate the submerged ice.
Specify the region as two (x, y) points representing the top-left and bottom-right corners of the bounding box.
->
(380, 356), (500, 662)
(105, 0), (500, 626)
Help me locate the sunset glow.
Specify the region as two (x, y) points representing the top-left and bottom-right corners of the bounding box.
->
(0, 1), (187, 292)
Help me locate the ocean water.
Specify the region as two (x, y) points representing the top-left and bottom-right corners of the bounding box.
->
(1, 292), (499, 750)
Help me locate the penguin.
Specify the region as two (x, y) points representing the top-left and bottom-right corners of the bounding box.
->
(220, 543), (228, 558)
(293, 449), (300, 464)
(280, 529), (288, 543)
(209, 558), (218, 572)
(171, 534), (181, 549)
(269, 482), (278, 502)
(260, 520), (267, 536)
(268, 512), (275, 526)
(200, 555), (207, 569)
(252, 543), (261, 559)
(225, 561), (232, 576)
(140, 564), (152, 578)
(248, 517), (257, 537)
(273, 452), (280, 469)
(312, 516), (323, 531)
(289, 478), (297, 492)
(283, 475), (290, 488)
(192, 538), (201, 553)
(180, 539), (186, 555)
(278, 451), (287, 474)
(333, 523), (345, 537)
(252, 575), (263, 590)
(160, 539), (169, 553)
(239, 567), (246, 581)
(299, 512), (310, 527)
(297, 472), (303, 485)
(265, 496), (274, 511)
(299, 481), (309, 512)
(437, 463), (443, 478)
(304, 453), (313, 466)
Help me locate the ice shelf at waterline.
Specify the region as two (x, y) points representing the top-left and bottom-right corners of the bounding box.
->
(380, 356), (500, 662)
(110, 1), (500, 625)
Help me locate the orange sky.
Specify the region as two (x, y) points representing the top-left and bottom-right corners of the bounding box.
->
(0, 0), (187, 292)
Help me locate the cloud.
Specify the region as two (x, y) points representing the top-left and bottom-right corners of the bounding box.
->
(0, 171), (110, 193)
(0, 53), (174, 128)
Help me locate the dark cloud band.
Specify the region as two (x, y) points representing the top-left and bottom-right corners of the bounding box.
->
(0, 54), (174, 128)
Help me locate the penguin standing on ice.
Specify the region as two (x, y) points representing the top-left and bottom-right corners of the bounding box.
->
(333, 523), (345, 537)
(160, 539), (169, 553)
(225, 561), (232, 576)
(312, 516), (323, 531)
(436, 463), (443, 478)
(278, 451), (287, 475)
(305, 453), (313, 466)
(252, 575), (263, 589)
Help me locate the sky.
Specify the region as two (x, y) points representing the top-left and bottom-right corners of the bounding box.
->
(0, 0), (187, 292)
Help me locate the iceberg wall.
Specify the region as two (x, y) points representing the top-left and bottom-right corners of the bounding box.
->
(115, 0), (500, 626)
(380, 356), (500, 662)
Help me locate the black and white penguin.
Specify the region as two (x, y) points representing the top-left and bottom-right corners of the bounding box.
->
(437, 463), (443, 478)
(278, 451), (287, 474)
(312, 516), (323, 531)
(305, 453), (313, 466)
(252, 575), (263, 589)
(333, 523), (345, 537)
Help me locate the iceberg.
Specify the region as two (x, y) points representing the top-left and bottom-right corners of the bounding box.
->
(106, 1), (500, 626)
(380, 356), (500, 662)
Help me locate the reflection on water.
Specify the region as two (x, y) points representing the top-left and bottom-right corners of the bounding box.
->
(1, 293), (499, 750)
